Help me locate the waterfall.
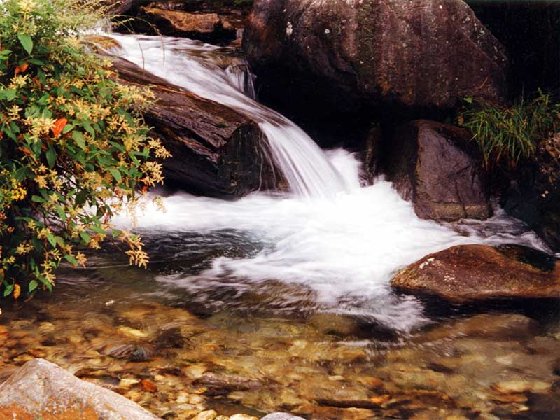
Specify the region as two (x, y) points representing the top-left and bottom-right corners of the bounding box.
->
(111, 34), (347, 199)
(108, 34), (547, 331)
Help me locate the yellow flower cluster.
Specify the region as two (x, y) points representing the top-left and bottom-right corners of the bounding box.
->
(25, 116), (55, 138)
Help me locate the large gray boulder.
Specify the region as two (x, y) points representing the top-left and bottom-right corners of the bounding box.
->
(0, 358), (158, 419)
(244, 0), (507, 114)
(384, 120), (491, 221)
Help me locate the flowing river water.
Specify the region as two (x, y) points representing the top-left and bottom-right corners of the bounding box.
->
(1, 35), (560, 419)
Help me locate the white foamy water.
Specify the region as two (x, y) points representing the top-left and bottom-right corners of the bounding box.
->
(108, 35), (548, 331)
(114, 149), (546, 331)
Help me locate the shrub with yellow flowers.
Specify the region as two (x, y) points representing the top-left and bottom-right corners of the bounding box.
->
(0, 0), (169, 299)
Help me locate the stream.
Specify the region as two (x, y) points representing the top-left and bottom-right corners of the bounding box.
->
(1, 34), (560, 419)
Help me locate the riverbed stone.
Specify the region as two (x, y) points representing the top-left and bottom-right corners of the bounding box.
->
(384, 120), (491, 221)
(492, 380), (552, 394)
(244, 0), (506, 118)
(391, 244), (560, 302)
(0, 358), (158, 419)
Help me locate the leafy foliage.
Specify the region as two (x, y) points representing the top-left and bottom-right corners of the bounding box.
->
(459, 92), (560, 168)
(0, 0), (169, 299)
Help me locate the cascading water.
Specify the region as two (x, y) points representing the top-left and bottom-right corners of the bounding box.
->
(224, 62), (256, 99)
(108, 34), (548, 331)
(112, 35), (347, 199)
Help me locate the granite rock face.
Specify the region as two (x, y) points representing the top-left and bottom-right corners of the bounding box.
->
(244, 0), (507, 115)
(384, 120), (491, 221)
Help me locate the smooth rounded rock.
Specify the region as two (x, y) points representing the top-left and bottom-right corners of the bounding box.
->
(391, 244), (560, 302)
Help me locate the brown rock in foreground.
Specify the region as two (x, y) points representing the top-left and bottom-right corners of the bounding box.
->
(244, 0), (507, 115)
(111, 57), (279, 197)
(384, 120), (491, 221)
(0, 358), (158, 419)
(391, 244), (560, 302)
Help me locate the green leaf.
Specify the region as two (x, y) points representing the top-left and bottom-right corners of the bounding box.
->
(17, 34), (34, 55)
(76, 190), (88, 206)
(109, 168), (122, 182)
(72, 131), (86, 149)
(64, 254), (78, 266)
(31, 195), (45, 203)
(28, 280), (38, 293)
(3, 284), (14, 297)
(46, 146), (56, 168)
(79, 231), (91, 244)
(55, 205), (67, 221)
(0, 89), (17, 101)
(62, 124), (74, 134)
(46, 233), (57, 247)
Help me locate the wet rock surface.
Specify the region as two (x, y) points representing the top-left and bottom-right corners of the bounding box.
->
(243, 0), (507, 118)
(391, 244), (560, 302)
(111, 56), (280, 197)
(384, 120), (491, 221)
(134, 7), (236, 43)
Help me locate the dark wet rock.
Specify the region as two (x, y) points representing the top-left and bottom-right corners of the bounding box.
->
(504, 133), (560, 253)
(391, 244), (560, 302)
(154, 323), (186, 349)
(111, 56), (280, 197)
(105, 343), (156, 362)
(0, 358), (158, 419)
(193, 372), (265, 396)
(384, 120), (491, 221)
(469, 2), (560, 98)
(112, 0), (248, 45)
(495, 244), (557, 272)
(261, 413), (306, 420)
(244, 0), (506, 117)
(526, 393), (560, 419)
